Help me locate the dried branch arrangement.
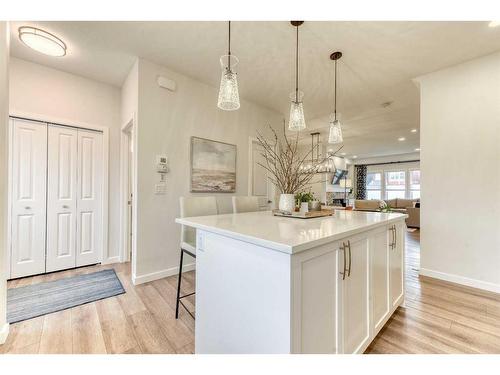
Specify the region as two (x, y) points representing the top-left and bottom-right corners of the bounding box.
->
(256, 121), (343, 194)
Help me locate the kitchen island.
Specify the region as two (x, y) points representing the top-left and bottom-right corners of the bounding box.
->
(176, 210), (407, 354)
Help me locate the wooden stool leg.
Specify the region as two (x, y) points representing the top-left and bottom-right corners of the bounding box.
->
(175, 249), (184, 319)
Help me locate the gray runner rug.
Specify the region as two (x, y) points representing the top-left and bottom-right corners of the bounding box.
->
(7, 268), (125, 323)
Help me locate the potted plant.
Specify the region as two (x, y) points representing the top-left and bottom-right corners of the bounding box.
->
(295, 191), (320, 211)
(256, 122), (341, 213)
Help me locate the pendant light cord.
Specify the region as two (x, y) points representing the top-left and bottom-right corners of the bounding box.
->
(228, 21), (231, 71)
(334, 59), (337, 121)
(295, 24), (299, 103)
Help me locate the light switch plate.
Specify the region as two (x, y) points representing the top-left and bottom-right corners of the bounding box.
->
(155, 184), (167, 194)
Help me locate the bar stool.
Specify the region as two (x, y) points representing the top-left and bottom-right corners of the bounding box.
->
(176, 196), (218, 319)
(232, 196), (260, 213)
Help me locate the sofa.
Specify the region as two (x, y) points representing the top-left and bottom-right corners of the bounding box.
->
(354, 198), (420, 228)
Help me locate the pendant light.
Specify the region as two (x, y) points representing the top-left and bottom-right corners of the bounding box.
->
(328, 51), (343, 144)
(217, 21), (240, 111)
(288, 21), (306, 131)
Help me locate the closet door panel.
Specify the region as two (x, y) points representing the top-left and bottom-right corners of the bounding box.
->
(11, 119), (47, 278)
(76, 130), (103, 266)
(46, 125), (78, 272)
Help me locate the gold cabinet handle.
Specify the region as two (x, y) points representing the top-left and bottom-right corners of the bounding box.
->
(393, 225), (397, 250)
(389, 225), (396, 249)
(339, 242), (346, 280)
(347, 240), (352, 277)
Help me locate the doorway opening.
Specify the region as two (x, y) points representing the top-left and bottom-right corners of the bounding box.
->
(119, 117), (136, 281)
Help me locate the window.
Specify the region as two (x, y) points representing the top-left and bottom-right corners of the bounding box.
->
(409, 169), (420, 199)
(385, 170), (406, 200)
(364, 165), (420, 200)
(366, 172), (382, 200)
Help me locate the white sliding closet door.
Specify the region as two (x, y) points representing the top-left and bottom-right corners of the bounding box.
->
(11, 119), (47, 278)
(46, 125), (78, 272)
(76, 129), (103, 267)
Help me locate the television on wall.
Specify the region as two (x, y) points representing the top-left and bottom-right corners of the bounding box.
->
(332, 169), (348, 185)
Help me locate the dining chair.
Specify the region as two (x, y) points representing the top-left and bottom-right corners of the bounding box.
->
(231, 196), (260, 213)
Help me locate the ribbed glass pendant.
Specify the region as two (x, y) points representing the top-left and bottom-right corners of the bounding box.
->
(328, 51), (343, 144)
(328, 118), (343, 144)
(217, 55), (240, 111)
(289, 90), (306, 131)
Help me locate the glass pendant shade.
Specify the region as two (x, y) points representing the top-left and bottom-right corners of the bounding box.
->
(288, 91), (306, 131)
(217, 55), (240, 111)
(329, 118), (343, 144)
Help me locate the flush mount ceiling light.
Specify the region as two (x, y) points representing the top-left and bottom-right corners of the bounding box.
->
(18, 26), (66, 57)
(398, 137), (406, 141)
(411, 129), (417, 133)
(415, 148), (421, 151)
(217, 21), (240, 111)
(288, 21), (306, 131)
(489, 21), (500, 27)
(352, 155), (358, 159)
(328, 51), (343, 144)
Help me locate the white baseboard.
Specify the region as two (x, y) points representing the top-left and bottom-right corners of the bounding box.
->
(102, 256), (120, 265)
(0, 323), (9, 344)
(420, 268), (500, 294)
(132, 262), (195, 285)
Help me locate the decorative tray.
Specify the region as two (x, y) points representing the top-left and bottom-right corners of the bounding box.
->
(272, 208), (334, 219)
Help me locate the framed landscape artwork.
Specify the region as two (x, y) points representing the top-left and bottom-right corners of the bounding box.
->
(190, 136), (237, 193)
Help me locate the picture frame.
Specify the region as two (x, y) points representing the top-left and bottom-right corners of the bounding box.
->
(190, 136), (237, 193)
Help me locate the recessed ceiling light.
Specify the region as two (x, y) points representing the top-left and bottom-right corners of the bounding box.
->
(341, 152), (346, 156)
(489, 21), (500, 28)
(411, 129), (417, 133)
(398, 137), (406, 141)
(415, 148), (420, 151)
(18, 26), (66, 57)
(352, 155), (358, 159)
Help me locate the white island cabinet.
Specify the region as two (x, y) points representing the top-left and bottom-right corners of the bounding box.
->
(176, 210), (406, 354)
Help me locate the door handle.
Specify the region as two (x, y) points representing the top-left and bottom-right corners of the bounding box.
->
(25, 206), (31, 209)
(339, 242), (346, 280)
(347, 240), (352, 277)
(63, 205), (69, 209)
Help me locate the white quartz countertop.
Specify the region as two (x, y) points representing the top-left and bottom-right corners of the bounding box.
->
(176, 210), (407, 254)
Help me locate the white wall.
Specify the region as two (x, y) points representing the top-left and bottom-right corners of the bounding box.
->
(417, 51), (500, 292)
(0, 22), (10, 344)
(9, 58), (122, 262)
(121, 59), (138, 126)
(133, 58), (283, 283)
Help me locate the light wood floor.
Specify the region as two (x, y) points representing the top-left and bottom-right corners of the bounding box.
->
(1, 230), (499, 354)
(366, 230), (500, 354)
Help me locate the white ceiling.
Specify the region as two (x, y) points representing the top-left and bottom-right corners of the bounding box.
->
(9, 21), (500, 158)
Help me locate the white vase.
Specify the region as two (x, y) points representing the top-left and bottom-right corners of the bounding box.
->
(279, 194), (295, 213)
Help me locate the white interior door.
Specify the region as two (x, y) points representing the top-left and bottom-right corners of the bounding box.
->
(250, 139), (274, 210)
(76, 129), (103, 267)
(10, 119), (47, 278)
(46, 125), (78, 272)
